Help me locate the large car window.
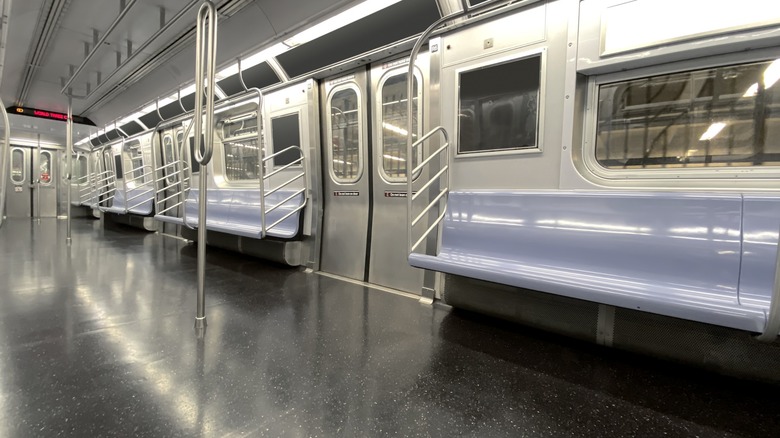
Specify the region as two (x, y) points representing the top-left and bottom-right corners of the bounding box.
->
(595, 59), (780, 169)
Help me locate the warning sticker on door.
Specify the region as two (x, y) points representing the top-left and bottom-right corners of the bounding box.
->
(333, 191), (360, 197)
(384, 191), (412, 198)
(14, 186), (22, 192)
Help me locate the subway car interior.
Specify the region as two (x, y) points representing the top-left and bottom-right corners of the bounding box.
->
(1, 0), (780, 435)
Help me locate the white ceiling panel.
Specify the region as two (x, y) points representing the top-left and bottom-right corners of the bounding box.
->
(1, 0), (370, 128)
(0, 0), (47, 107)
(254, 0), (354, 35)
(87, 3), (278, 125)
(5, 113), (96, 146)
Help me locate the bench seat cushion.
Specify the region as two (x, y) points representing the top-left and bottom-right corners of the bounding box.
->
(409, 191), (767, 333)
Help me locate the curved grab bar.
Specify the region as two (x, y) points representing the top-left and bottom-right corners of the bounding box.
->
(192, 1), (217, 166)
(404, 0), (508, 258)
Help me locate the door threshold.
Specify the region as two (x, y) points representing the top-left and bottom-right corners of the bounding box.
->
(315, 271), (422, 301)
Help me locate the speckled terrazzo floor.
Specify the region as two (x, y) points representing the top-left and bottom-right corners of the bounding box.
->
(0, 217), (778, 437)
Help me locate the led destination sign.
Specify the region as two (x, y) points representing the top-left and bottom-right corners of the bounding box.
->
(6, 106), (95, 126)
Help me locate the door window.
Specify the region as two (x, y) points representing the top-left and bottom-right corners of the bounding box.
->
(328, 86), (362, 182)
(380, 69), (421, 182)
(11, 149), (24, 183)
(39, 151), (52, 184)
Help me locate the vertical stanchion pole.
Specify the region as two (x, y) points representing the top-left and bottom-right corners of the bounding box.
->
(193, 0), (217, 333)
(36, 133), (41, 223)
(66, 96), (73, 244)
(0, 100), (9, 229)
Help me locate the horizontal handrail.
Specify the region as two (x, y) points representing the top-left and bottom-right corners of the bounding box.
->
(127, 195), (155, 211)
(124, 164), (152, 177)
(264, 157), (304, 180)
(221, 132), (258, 142)
(411, 211), (447, 253)
(407, 126), (450, 256)
(267, 203), (306, 232)
(413, 142), (448, 175)
(125, 172), (152, 185)
(412, 188), (449, 227)
(126, 188), (154, 203)
(412, 165), (449, 202)
(265, 188), (305, 215)
(155, 176), (191, 194)
(156, 161), (181, 172)
(264, 172), (304, 198)
(157, 189), (189, 203)
(155, 170), (188, 185)
(262, 145), (302, 163)
(259, 145), (307, 238)
(156, 201), (185, 215)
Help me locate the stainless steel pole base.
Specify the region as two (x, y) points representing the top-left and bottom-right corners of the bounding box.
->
(194, 316), (207, 339)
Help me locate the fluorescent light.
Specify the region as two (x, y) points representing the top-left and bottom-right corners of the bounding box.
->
(216, 63), (239, 80)
(10, 138), (61, 147)
(700, 122), (726, 141)
(179, 84), (197, 97)
(214, 87), (227, 99)
(118, 111), (146, 126)
(283, 0), (403, 47)
(141, 96), (176, 115)
(242, 43), (289, 70)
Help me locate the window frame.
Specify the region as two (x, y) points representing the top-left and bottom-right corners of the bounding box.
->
(326, 83), (364, 184)
(454, 47), (547, 159)
(583, 55), (780, 182)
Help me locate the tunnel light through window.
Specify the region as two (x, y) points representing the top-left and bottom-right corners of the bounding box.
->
(763, 58), (780, 89)
(699, 122), (727, 141)
(382, 122), (407, 136)
(383, 154), (406, 162)
(743, 58), (780, 97)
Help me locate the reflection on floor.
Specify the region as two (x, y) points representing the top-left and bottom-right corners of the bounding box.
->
(0, 217), (778, 437)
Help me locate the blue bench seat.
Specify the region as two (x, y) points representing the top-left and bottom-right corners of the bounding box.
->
(409, 191), (776, 333)
(101, 186), (154, 216)
(182, 188), (303, 239)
